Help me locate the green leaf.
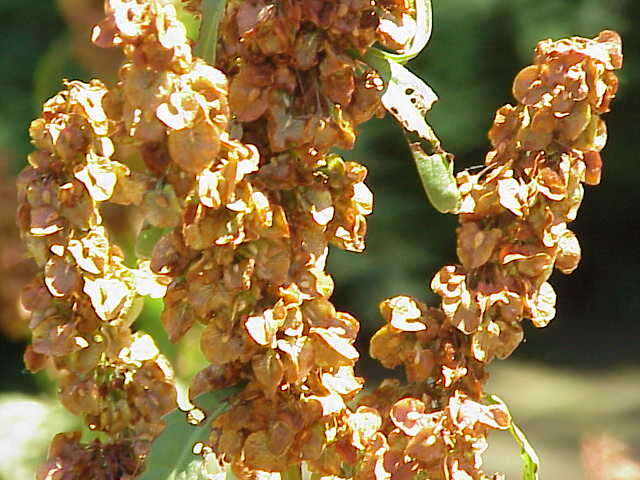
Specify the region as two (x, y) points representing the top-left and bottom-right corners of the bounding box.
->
(410, 143), (460, 213)
(510, 420), (540, 480)
(363, 50), (438, 143)
(361, 49), (460, 213)
(377, 0), (433, 64)
(359, 5), (460, 214)
(139, 385), (241, 480)
(175, 458), (209, 480)
(194, 0), (228, 65)
(487, 395), (540, 480)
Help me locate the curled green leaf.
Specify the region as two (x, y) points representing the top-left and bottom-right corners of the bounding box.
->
(377, 0), (433, 64)
(362, 47), (458, 213)
(511, 420), (540, 480)
(487, 394), (540, 480)
(410, 143), (460, 213)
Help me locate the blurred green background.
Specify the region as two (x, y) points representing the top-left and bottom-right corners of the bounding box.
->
(0, 0), (638, 478)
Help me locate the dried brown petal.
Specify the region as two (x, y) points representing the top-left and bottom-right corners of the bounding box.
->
(229, 65), (271, 123)
(390, 398), (428, 437)
(381, 296), (426, 332)
(583, 151), (603, 185)
(141, 186), (182, 228)
(472, 320), (524, 362)
(348, 406), (382, 450)
(448, 391), (510, 431)
(277, 336), (314, 384)
(321, 366), (362, 397)
(527, 281), (557, 328)
(555, 229), (581, 274)
(243, 430), (286, 472)
(168, 121), (221, 173)
(245, 309), (283, 347)
(457, 223), (502, 269)
(251, 351), (284, 395)
(311, 327), (359, 367)
(44, 256), (82, 297)
(29, 206), (65, 237)
(405, 347), (436, 383)
(512, 65), (540, 104)
(560, 100), (592, 142)
(369, 325), (413, 369)
(201, 321), (251, 365)
(83, 276), (131, 321)
(24, 344), (48, 373)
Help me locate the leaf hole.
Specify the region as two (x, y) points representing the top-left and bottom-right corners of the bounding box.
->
(193, 442), (205, 455)
(187, 407), (206, 425)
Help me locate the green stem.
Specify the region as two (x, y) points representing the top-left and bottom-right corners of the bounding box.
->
(282, 464), (303, 480)
(194, 0), (228, 65)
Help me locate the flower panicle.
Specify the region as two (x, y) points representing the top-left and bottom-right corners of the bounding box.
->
(365, 30), (622, 480)
(21, 0), (411, 476)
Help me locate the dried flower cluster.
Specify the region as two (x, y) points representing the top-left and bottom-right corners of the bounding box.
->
(18, 1), (201, 476)
(17, 0), (622, 479)
(18, 73), (177, 475)
(189, 0), (410, 473)
(366, 31), (622, 479)
(19, 0), (394, 476)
